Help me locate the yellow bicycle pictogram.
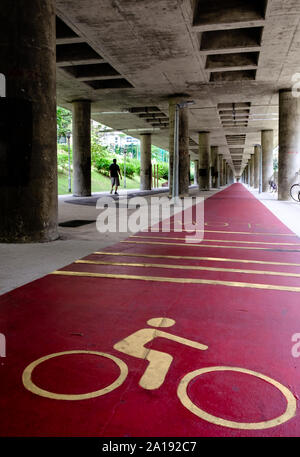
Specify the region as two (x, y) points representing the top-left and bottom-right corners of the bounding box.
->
(22, 317), (297, 430)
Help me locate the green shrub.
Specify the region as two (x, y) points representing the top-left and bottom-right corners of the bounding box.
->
(93, 155), (112, 177)
(58, 144), (70, 153)
(157, 162), (169, 180)
(118, 159), (138, 179)
(57, 149), (72, 174)
(93, 153), (141, 179)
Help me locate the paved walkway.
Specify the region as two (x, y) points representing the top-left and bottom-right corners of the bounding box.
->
(1, 183), (300, 437)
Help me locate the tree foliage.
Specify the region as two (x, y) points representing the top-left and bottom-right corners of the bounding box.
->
(57, 106), (72, 138)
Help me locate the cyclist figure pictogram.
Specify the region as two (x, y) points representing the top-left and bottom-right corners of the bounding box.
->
(113, 317), (208, 390)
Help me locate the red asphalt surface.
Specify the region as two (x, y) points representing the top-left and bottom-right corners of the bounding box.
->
(1, 183), (300, 437)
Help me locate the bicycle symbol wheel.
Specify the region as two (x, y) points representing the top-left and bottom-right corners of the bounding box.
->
(290, 183), (300, 202)
(22, 350), (128, 400)
(177, 366), (296, 430)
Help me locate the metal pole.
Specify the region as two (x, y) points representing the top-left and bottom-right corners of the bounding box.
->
(67, 134), (71, 193)
(124, 148), (127, 188)
(259, 145), (262, 193)
(172, 104), (179, 200)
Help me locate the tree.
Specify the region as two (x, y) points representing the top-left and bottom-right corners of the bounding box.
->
(57, 106), (72, 138)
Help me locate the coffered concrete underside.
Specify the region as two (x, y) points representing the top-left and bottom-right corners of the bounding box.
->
(56, 0), (300, 175)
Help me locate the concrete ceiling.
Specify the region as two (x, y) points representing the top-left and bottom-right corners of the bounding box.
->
(55, 0), (300, 175)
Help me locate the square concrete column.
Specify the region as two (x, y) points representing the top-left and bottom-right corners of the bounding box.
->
(72, 100), (91, 197)
(278, 89), (300, 200)
(261, 130), (274, 192)
(0, 0), (58, 242)
(254, 145), (260, 189)
(193, 160), (199, 185)
(198, 132), (210, 190)
(140, 133), (152, 190)
(168, 98), (190, 197)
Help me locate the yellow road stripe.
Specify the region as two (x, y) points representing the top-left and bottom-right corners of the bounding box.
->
(93, 251), (300, 267)
(76, 259), (300, 278)
(51, 270), (300, 293)
(121, 240), (300, 252)
(131, 235), (300, 246)
(165, 228), (297, 237)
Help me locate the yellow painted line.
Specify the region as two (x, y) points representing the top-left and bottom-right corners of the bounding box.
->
(121, 240), (300, 252)
(51, 270), (300, 293)
(93, 251), (300, 267)
(131, 235), (300, 246)
(76, 259), (300, 278)
(165, 228), (297, 237)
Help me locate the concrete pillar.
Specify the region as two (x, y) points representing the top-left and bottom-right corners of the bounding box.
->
(278, 89), (300, 200)
(250, 154), (255, 187)
(168, 98), (190, 197)
(261, 130), (274, 192)
(72, 100), (91, 197)
(0, 0), (58, 242)
(223, 160), (227, 184)
(211, 146), (218, 188)
(248, 160), (251, 185)
(140, 133), (152, 190)
(254, 145), (260, 189)
(217, 154), (222, 188)
(198, 132), (210, 190)
(193, 160), (199, 185)
(178, 106), (190, 196)
(221, 159), (225, 185)
(219, 156), (224, 186)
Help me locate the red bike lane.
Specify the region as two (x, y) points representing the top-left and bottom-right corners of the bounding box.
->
(0, 183), (300, 437)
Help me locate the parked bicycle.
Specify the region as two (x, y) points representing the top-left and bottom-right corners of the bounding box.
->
(22, 317), (296, 431)
(290, 175), (300, 202)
